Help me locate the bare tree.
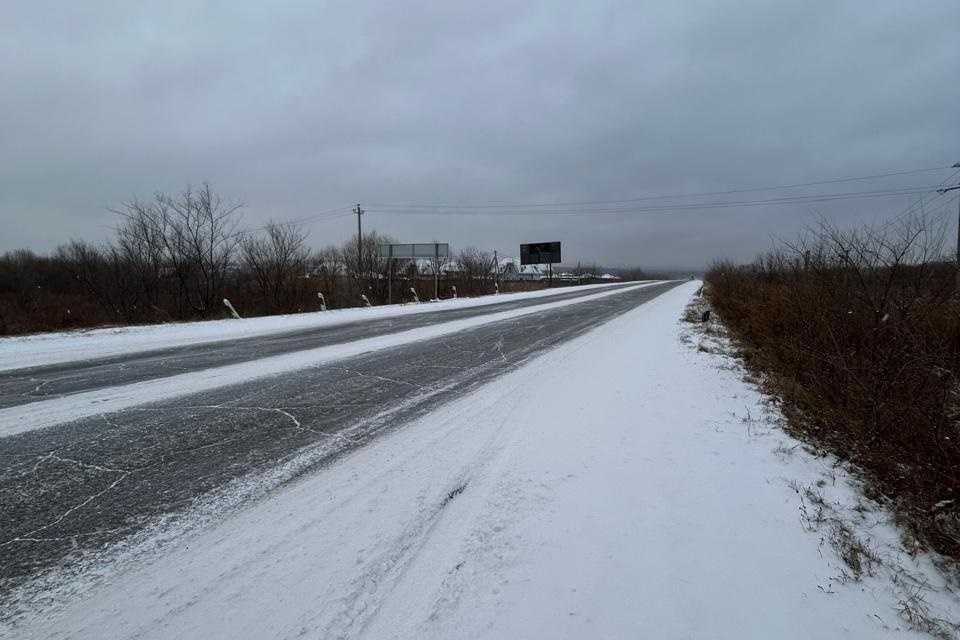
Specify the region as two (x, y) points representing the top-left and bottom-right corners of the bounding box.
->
(339, 230), (398, 303)
(104, 184), (244, 318)
(57, 241), (112, 315)
(160, 184), (243, 315)
(111, 196), (170, 313)
(455, 247), (494, 296)
(241, 221), (311, 313)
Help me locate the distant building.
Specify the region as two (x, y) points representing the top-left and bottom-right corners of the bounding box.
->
(496, 257), (552, 281)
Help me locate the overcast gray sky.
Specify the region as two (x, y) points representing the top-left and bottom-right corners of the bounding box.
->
(2, 1), (957, 268)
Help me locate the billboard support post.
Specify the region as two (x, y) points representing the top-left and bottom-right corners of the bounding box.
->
(434, 243), (439, 301)
(377, 242), (450, 304)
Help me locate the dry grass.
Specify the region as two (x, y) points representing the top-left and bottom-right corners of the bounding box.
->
(705, 215), (960, 562)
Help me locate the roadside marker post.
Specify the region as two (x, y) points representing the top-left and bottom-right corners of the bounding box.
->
(223, 298), (241, 319)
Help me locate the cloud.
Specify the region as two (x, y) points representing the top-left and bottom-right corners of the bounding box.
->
(1, 1), (957, 267)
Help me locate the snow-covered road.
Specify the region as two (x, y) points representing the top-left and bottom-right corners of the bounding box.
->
(8, 281), (957, 639)
(0, 281), (635, 373)
(0, 282), (657, 437)
(1, 281), (679, 600)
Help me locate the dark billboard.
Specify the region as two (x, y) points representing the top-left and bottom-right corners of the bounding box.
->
(520, 242), (561, 265)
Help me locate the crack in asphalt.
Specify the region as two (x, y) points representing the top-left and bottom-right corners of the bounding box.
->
(332, 365), (434, 392)
(2, 472), (130, 548)
(33, 452), (132, 475)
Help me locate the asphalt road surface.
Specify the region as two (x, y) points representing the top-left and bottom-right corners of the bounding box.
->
(0, 281), (679, 599)
(0, 283), (639, 409)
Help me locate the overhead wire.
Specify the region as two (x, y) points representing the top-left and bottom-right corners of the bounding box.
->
(365, 185), (943, 217)
(886, 166), (960, 222)
(365, 165), (955, 211)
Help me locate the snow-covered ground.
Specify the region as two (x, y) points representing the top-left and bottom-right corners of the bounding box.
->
(6, 281), (959, 639)
(0, 282), (634, 372)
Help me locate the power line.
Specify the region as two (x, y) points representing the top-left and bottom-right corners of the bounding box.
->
(246, 207), (355, 233)
(282, 206), (355, 226)
(886, 166), (960, 222)
(366, 165), (954, 211)
(366, 185), (941, 217)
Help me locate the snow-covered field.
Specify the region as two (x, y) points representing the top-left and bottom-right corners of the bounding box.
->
(0, 281), (634, 372)
(9, 281), (958, 639)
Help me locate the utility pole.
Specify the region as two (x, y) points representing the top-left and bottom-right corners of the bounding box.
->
(936, 162), (960, 288)
(433, 243), (440, 300)
(354, 203), (364, 284)
(955, 189), (960, 268)
(493, 250), (499, 289)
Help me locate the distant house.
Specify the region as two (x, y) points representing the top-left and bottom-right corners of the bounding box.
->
(407, 257), (459, 275)
(496, 257), (552, 281)
(497, 259), (521, 281)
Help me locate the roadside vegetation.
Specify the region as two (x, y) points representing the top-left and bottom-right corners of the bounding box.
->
(0, 184), (653, 336)
(705, 214), (960, 563)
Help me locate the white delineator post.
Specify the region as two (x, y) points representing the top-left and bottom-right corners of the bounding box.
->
(223, 298), (241, 320)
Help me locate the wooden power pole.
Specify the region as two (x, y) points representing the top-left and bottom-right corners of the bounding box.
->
(936, 165), (960, 288)
(354, 203), (364, 282)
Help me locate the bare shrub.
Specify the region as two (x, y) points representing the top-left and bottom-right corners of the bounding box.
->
(241, 221), (311, 314)
(706, 213), (960, 560)
(453, 247), (495, 297)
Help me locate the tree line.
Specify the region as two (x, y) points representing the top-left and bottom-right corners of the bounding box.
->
(1, 184), (646, 335)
